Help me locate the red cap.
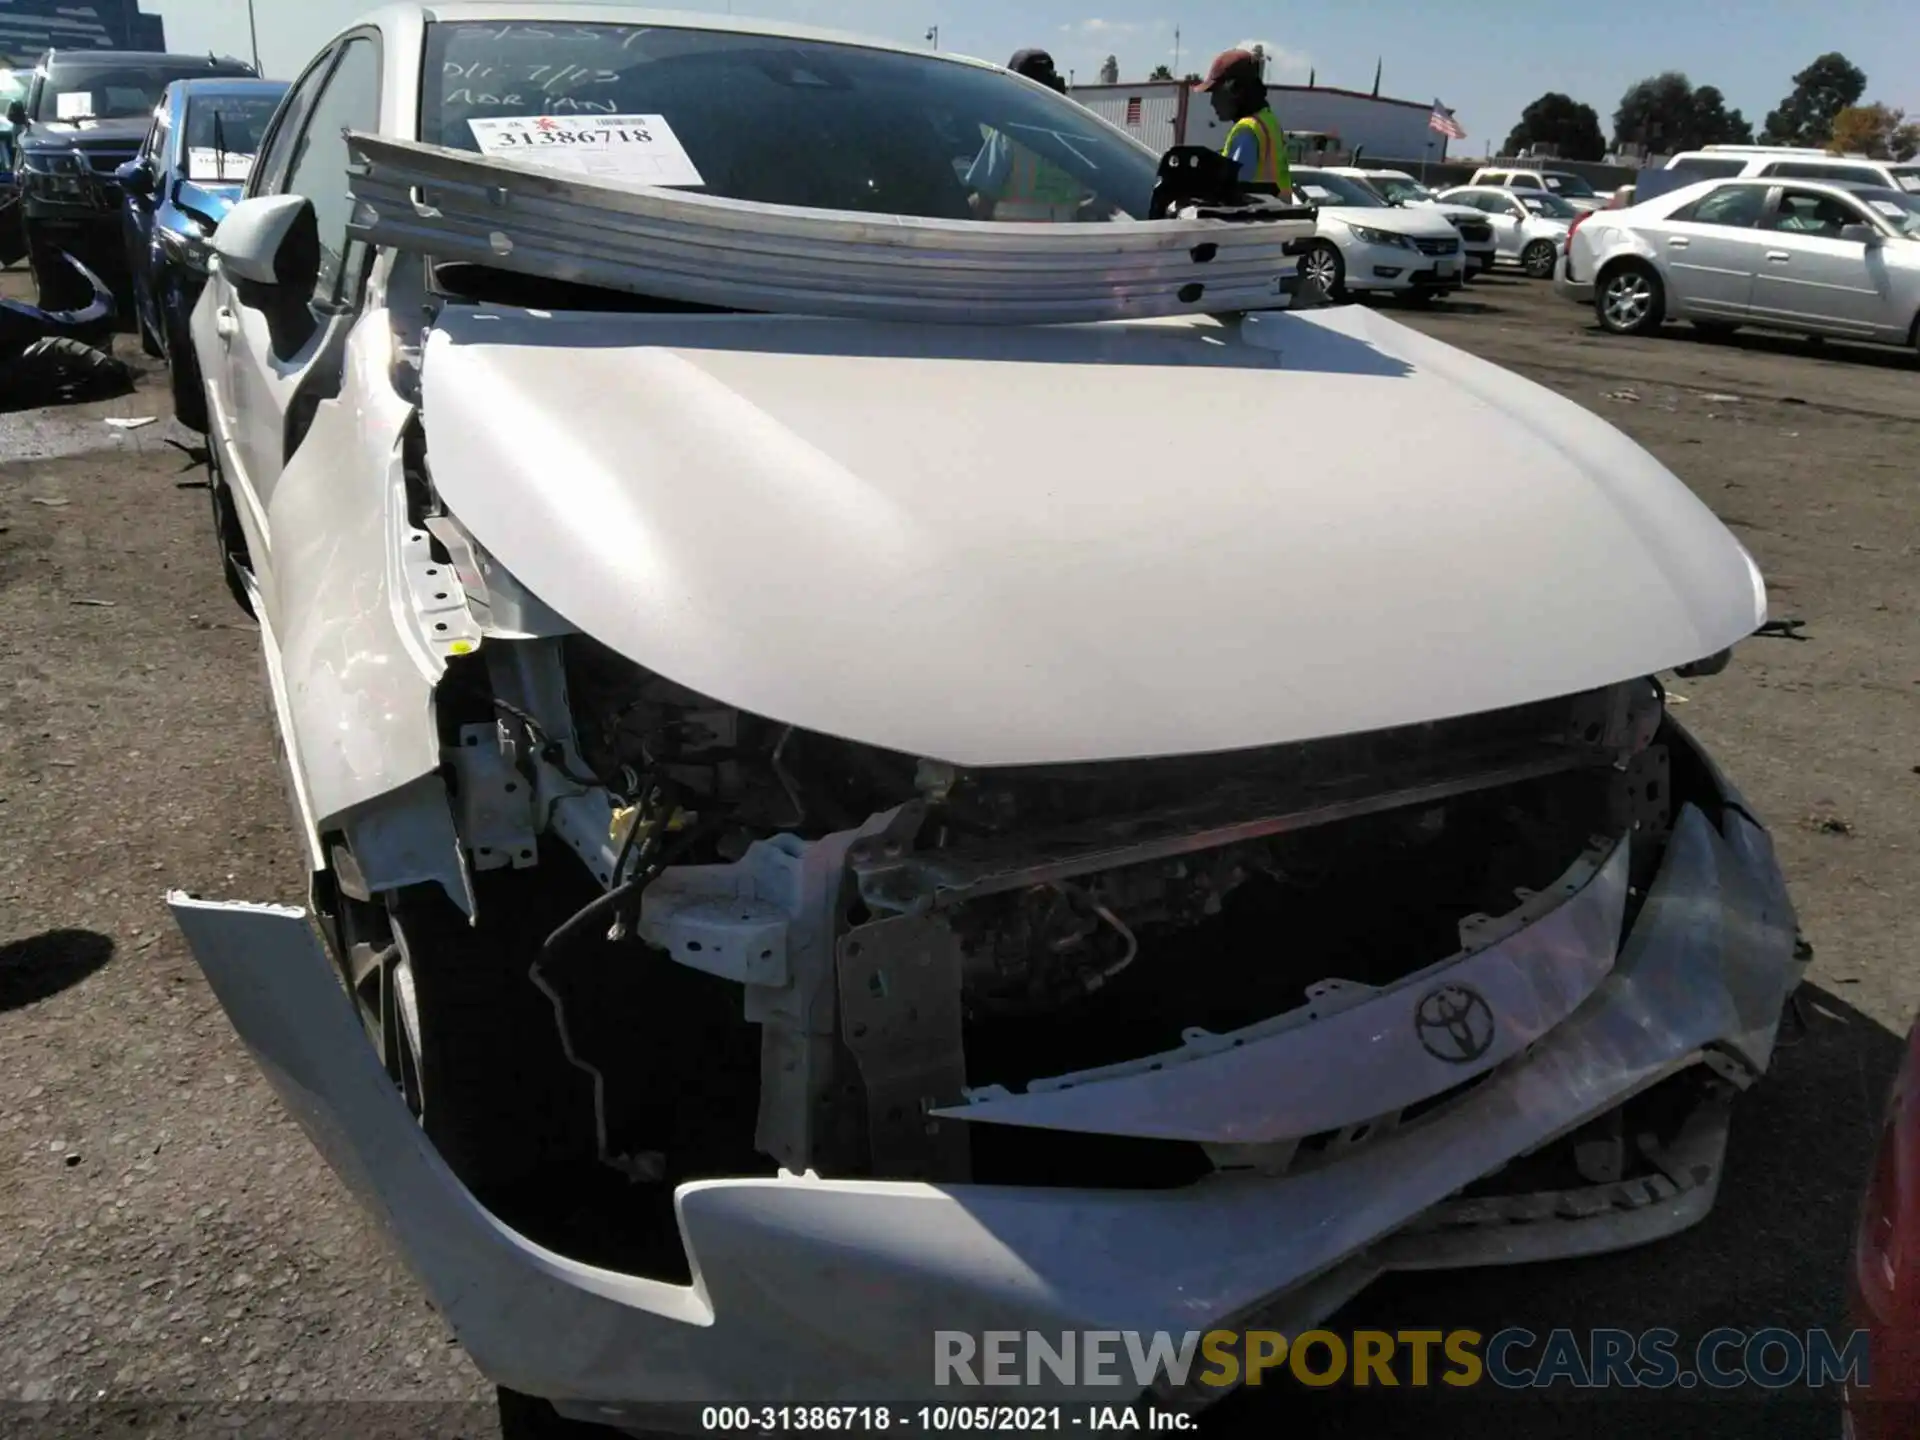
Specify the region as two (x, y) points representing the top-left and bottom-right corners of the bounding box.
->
(1194, 49), (1261, 91)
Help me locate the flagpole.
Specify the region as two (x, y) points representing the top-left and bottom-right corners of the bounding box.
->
(247, 0), (262, 72)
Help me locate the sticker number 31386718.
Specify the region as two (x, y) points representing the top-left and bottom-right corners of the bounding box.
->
(466, 113), (706, 187)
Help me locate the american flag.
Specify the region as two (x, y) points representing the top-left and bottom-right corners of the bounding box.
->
(1429, 100), (1466, 140)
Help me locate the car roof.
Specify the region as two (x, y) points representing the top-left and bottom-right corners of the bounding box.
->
(44, 50), (254, 68)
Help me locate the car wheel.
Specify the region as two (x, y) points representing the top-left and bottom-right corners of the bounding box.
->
(1595, 262), (1664, 336)
(162, 284), (210, 434)
(324, 863), (594, 1199)
(205, 440), (256, 617)
(1522, 239), (1558, 279)
(1299, 240), (1346, 302)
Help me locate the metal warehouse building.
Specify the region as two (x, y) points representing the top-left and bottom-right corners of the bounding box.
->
(0, 0), (166, 65)
(1070, 80), (1454, 168)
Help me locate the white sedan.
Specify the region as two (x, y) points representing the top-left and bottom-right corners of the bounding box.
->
(1558, 176), (1920, 345)
(1437, 185), (1575, 277)
(1291, 166), (1467, 300)
(1322, 166), (1499, 277)
(172, 4), (1800, 1435)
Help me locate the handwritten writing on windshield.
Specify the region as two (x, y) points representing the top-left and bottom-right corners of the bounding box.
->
(444, 60), (623, 113)
(448, 23), (655, 49)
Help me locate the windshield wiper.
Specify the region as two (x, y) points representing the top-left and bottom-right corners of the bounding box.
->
(214, 108), (228, 181)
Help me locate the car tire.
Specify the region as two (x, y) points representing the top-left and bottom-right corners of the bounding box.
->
(326, 864), (595, 1201)
(1595, 261), (1664, 336)
(497, 1388), (642, 1438)
(205, 440), (256, 617)
(1299, 240), (1346, 302)
(163, 283), (210, 434)
(1522, 239), (1558, 279)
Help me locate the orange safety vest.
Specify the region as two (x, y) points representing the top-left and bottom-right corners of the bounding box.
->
(1223, 107), (1292, 191)
(993, 141), (1085, 222)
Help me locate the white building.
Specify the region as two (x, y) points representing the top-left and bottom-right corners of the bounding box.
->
(1069, 80), (1452, 168)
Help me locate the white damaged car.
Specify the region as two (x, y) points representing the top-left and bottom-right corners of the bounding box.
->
(173, 5), (1804, 1437)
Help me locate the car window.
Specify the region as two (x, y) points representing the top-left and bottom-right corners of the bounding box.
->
(1519, 193), (1578, 219)
(251, 46), (338, 198)
(1767, 188), (1867, 238)
(34, 61), (252, 122)
(1290, 170), (1386, 207)
(1671, 185), (1766, 228)
(1845, 187), (1920, 237)
(142, 104), (169, 163)
(1511, 174), (1544, 190)
(183, 93), (283, 181)
(1544, 172), (1595, 197)
(276, 35), (381, 306)
(1891, 165), (1920, 195)
(420, 22), (1161, 223)
(1669, 157), (1747, 180)
(1760, 161), (1879, 184)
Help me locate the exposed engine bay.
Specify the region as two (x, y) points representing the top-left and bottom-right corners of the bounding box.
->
(387, 616), (1681, 1272)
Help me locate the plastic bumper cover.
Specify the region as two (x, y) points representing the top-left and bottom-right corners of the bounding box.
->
(168, 745), (1801, 1419)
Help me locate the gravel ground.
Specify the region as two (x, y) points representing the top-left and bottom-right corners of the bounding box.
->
(2, 264), (1916, 1439)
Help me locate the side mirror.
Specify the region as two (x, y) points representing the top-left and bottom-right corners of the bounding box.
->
(6, 100), (26, 129)
(1839, 223), (1882, 247)
(212, 192), (318, 290)
(115, 158), (155, 195)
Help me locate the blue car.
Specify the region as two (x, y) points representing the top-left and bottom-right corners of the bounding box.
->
(115, 76), (287, 431)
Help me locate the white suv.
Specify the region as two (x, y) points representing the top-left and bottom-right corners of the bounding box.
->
(1468, 166), (1606, 212)
(1662, 146), (1920, 194)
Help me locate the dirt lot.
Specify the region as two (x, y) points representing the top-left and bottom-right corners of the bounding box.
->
(2, 264), (1916, 1439)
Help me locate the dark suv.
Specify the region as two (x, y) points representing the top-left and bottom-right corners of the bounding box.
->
(7, 50), (256, 311)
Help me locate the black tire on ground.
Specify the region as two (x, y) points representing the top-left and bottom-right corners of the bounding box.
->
(497, 1388), (634, 1439)
(206, 441), (255, 616)
(1594, 261), (1665, 336)
(1299, 240), (1346, 302)
(163, 282), (209, 433)
(1522, 239), (1558, 279)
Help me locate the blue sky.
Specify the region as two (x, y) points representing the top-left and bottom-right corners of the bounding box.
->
(164, 0), (1920, 152)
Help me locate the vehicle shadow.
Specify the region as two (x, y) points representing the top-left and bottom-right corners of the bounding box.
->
(0, 928), (116, 1011)
(1580, 322), (1920, 372)
(431, 300), (1418, 380)
(1213, 981), (1898, 1438)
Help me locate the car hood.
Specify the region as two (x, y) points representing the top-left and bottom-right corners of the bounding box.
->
(1312, 205), (1460, 237)
(418, 304), (1765, 766)
(25, 118), (146, 148)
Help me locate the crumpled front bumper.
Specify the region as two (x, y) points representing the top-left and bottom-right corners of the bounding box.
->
(168, 732), (1802, 1425)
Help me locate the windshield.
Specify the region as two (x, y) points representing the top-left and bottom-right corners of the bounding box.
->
(1291, 169), (1383, 207)
(182, 93), (283, 179)
(35, 62), (251, 122)
(1543, 172), (1596, 197)
(1519, 192), (1578, 219)
(1369, 175), (1433, 203)
(1891, 165), (1920, 195)
(420, 22), (1158, 222)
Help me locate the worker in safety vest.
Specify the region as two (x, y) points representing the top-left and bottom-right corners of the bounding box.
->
(966, 49), (1089, 221)
(1194, 48), (1292, 193)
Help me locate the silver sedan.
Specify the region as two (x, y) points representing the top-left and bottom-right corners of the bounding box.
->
(1558, 176), (1920, 349)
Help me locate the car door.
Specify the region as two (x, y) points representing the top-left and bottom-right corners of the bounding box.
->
(1476, 193), (1527, 257)
(126, 99), (171, 336)
(1640, 183), (1768, 319)
(210, 33), (380, 587)
(1748, 187), (1900, 339)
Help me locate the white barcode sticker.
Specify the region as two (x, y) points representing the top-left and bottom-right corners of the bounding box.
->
(467, 113), (705, 187)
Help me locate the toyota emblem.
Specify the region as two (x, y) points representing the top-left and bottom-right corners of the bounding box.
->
(1414, 983), (1497, 1064)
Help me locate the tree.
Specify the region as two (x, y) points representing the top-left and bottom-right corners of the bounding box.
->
(1503, 92), (1606, 161)
(1098, 55), (1119, 85)
(1690, 86), (1754, 146)
(1148, 63), (1173, 81)
(1827, 103), (1920, 161)
(1612, 72), (1752, 154)
(1763, 52), (1866, 146)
